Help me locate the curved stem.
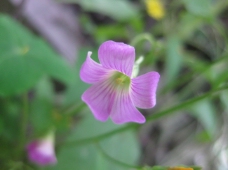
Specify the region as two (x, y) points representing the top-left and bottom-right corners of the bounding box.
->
(63, 85), (228, 146)
(130, 33), (155, 47)
(62, 124), (139, 147)
(63, 102), (86, 116)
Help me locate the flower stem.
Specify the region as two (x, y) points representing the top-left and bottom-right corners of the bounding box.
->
(18, 93), (29, 158)
(62, 124), (138, 147)
(63, 102), (86, 116)
(63, 84), (228, 146)
(148, 85), (228, 121)
(130, 33), (155, 47)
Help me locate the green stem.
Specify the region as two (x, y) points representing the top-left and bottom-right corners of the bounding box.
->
(95, 142), (141, 169)
(174, 55), (228, 99)
(161, 53), (228, 94)
(212, 0), (228, 16)
(18, 93), (29, 158)
(213, 20), (228, 45)
(63, 85), (228, 146)
(62, 124), (139, 147)
(130, 33), (155, 47)
(63, 102), (86, 116)
(149, 85), (228, 121)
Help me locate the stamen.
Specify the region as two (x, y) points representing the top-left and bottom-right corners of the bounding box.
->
(116, 78), (124, 85)
(110, 71), (131, 90)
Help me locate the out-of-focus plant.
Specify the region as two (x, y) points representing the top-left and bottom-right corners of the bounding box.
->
(1, 0), (228, 169)
(145, 0), (165, 20)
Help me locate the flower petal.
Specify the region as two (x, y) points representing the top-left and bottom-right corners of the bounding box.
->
(27, 141), (57, 166)
(98, 40), (135, 77)
(110, 91), (146, 124)
(131, 71), (160, 108)
(80, 52), (110, 84)
(82, 77), (116, 121)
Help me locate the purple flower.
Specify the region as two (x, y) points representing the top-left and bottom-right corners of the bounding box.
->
(80, 40), (160, 124)
(27, 133), (57, 166)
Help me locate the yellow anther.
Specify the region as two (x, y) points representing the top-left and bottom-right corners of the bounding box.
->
(116, 78), (124, 85)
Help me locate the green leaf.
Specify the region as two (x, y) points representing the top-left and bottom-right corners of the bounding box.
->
(0, 15), (34, 48)
(99, 130), (140, 170)
(211, 62), (228, 88)
(220, 90), (228, 113)
(34, 77), (54, 102)
(0, 117), (3, 135)
(48, 144), (101, 170)
(190, 99), (218, 138)
(182, 0), (213, 17)
(30, 78), (55, 136)
(0, 15), (73, 96)
(177, 13), (204, 40)
(164, 35), (182, 84)
(57, 0), (139, 21)
(66, 109), (125, 140)
(49, 112), (140, 170)
(29, 39), (74, 84)
(139, 166), (167, 170)
(0, 98), (21, 142)
(95, 25), (127, 44)
(151, 166), (167, 170)
(0, 53), (43, 96)
(192, 167), (202, 170)
(63, 48), (91, 106)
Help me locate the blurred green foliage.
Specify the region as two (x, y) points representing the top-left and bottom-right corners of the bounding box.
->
(1, 0), (228, 169)
(0, 15), (73, 96)
(58, 0), (139, 21)
(46, 113), (140, 170)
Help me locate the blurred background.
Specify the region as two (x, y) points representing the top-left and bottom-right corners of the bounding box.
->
(0, 0), (228, 169)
